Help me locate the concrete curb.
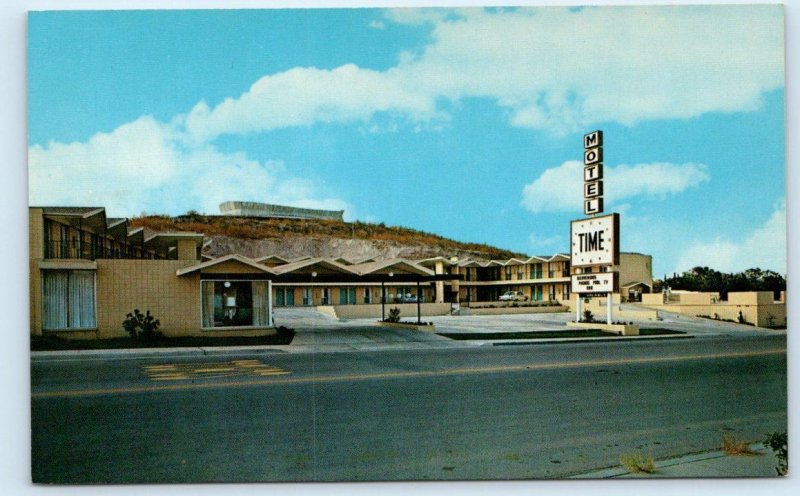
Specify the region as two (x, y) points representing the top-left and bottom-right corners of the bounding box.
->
(30, 345), (293, 360)
(32, 333), (695, 360)
(30, 333), (695, 360)
(29, 341), (487, 360)
(491, 334), (693, 346)
(29, 329), (701, 360)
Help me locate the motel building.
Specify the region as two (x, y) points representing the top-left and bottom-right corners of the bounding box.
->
(29, 207), (654, 339)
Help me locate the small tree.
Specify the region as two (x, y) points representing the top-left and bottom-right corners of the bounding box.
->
(763, 432), (788, 476)
(122, 309), (162, 339)
(386, 307), (401, 323)
(582, 309), (594, 323)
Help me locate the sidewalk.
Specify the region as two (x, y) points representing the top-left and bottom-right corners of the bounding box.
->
(571, 443), (783, 478)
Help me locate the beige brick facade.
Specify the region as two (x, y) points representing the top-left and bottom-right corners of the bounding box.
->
(96, 260), (199, 338)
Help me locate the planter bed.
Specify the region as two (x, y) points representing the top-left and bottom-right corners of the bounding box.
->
(566, 321), (640, 336)
(439, 328), (683, 341)
(376, 321), (436, 332)
(31, 332), (293, 351)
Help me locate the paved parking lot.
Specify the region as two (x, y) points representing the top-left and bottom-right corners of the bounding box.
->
(273, 307), (460, 351)
(274, 305), (784, 349)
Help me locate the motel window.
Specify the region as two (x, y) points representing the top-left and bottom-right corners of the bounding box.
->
(364, 287), (372, 304)
(339, 287), (357, 305)
(275, 287), (294, 306)
(201, 280), (270, 329)
(42, 270), (96, 330)
(276, 288), (285, 306)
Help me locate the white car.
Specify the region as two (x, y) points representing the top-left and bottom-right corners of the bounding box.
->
(499, 291), (528, 302)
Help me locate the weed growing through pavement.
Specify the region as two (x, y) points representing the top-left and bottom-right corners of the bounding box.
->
(722, 434), (757, 456)
(619, 452), (656, 474)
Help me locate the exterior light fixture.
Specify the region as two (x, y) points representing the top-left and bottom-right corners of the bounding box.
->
(224, 281), (231, 288)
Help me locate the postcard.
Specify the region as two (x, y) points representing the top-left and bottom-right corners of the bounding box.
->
(28, 4), (787, 484)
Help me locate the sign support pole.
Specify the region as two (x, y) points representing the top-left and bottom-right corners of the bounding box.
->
(576, 294), (582, 322)
(606, 292), (612, 324)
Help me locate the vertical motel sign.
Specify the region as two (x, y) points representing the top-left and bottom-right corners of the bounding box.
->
(571, 129), (620, 298)
(584, 130), (603, 215)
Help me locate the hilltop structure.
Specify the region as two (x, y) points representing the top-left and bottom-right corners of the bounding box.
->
(219, 201), (344, 221)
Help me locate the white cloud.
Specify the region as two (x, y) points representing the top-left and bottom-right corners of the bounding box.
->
(368, 20), (385, 29)
(28, 6), (782, 217)
(397, 6), (783, 133)
(520, 160), (709, 213)
(673, 199), (786, 274)
(184, 64), (440, 142)
(29, 118), (351, 218)
(181, 6), (783, 140)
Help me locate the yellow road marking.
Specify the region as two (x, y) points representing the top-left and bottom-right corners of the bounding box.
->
(150, 375), (191, 381)
(139, 359), (290, 382)
(193, 367), (237, 373)
(33, 348), (785, 399)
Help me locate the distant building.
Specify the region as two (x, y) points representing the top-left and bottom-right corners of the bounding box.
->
(219, 201), (344, 221)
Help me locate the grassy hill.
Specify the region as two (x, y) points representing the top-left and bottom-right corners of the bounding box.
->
(130, 212), (527, 261)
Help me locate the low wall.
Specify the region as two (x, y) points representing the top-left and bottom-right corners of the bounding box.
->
(329, 303), (452, 320)
(728, 291), (774, 305)
(376, 321), (435, 332)
(641, 302), (786, 328)
(468, 305), (568, 316)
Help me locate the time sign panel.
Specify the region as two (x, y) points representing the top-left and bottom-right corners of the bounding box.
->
(570, 213), (619, 267)
(571, 272), (616, 294)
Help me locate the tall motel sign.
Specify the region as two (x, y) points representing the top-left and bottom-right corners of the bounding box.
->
(571, 130), (620, 324)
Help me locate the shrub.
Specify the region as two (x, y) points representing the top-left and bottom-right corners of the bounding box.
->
(386, 307), (401, 323)
(582, 309), (594, 323)
(763, 431), (788, 476)
(122, 309), (161, 339)
(275, 325), (295, 340)
(619, 452), (656, 474)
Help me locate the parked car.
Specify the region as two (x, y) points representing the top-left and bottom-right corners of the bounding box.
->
(392, 293), (420, 303)
(499, 290), (528, 302)
(401, 293), (421, 303)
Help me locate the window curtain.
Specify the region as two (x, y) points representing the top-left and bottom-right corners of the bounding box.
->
(201, 281), (215, 328)
(69, 270), (96, 328)
(251, 281), (269, 327)
(43, 271), (68, 329)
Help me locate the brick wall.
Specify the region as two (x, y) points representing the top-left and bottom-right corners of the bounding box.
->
(96, 260), (199, 338)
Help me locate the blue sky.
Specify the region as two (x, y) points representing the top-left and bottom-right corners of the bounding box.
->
(27, 5), (786, 278)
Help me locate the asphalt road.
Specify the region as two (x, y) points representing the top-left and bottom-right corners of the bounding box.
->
(31, 334), (787, 483)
